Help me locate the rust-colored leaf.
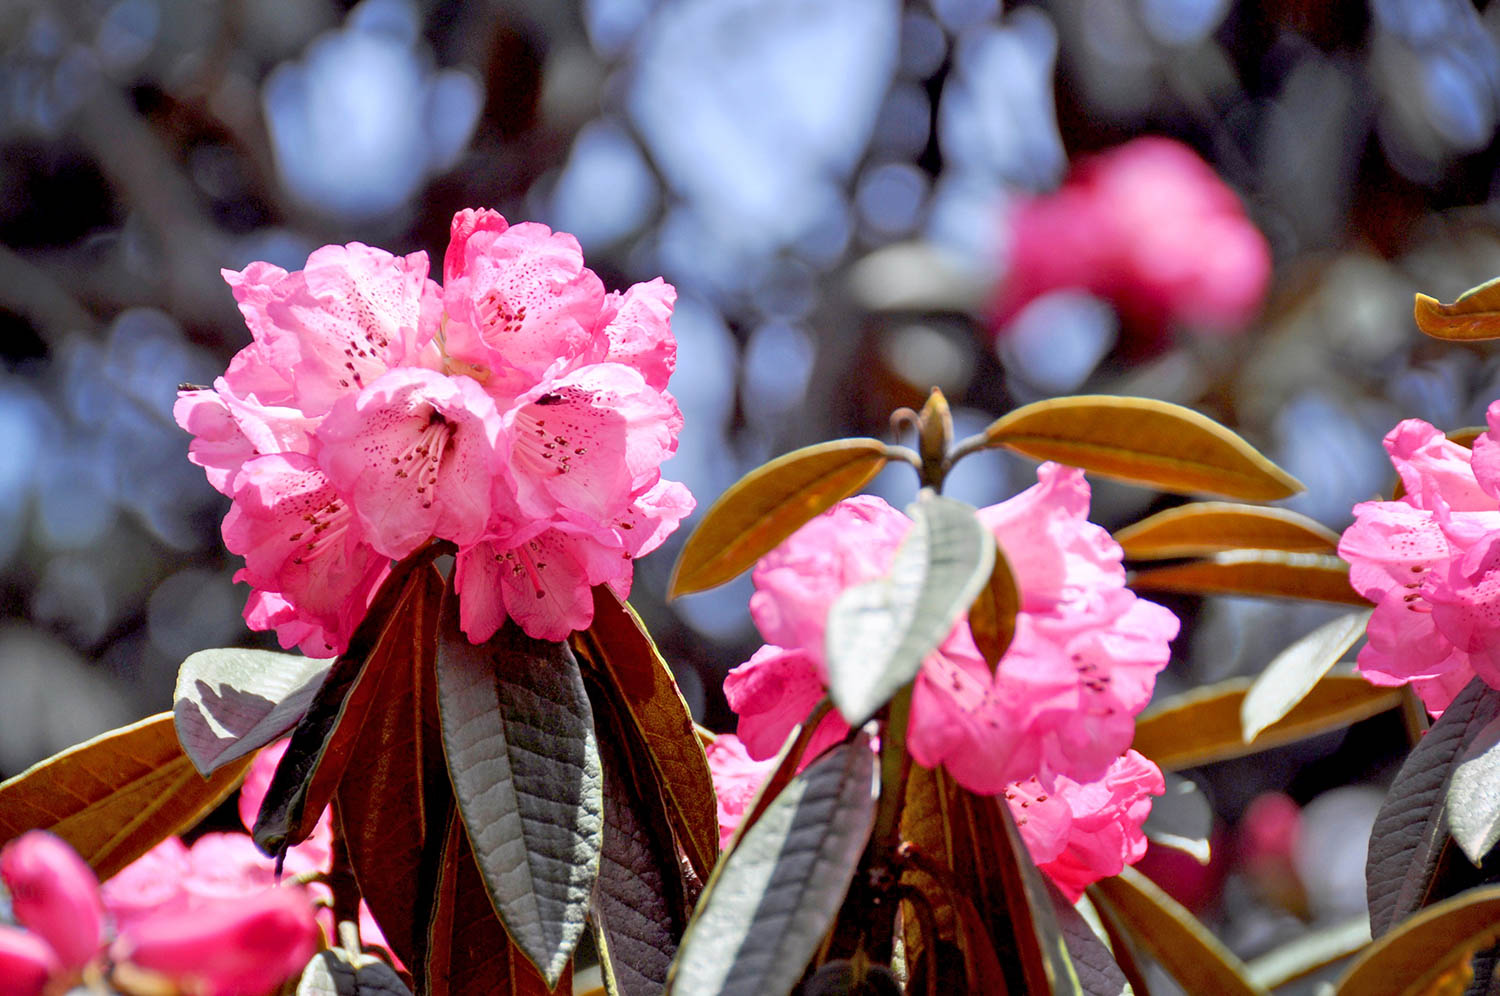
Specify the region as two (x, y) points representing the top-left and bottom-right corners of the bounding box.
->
(1090, 868), (1265, 996)
(982, 395), (1302, 500)
(969, 541), (1020, 669)
(1414, 277), (1500, 341)
(1129, 551), (1367, 605)
(0, 713), (250, 880)
(1334, 884), (1500, 995)
(572, 586), (718, 880)
(1113, 503), (1339, 560)
(333, 565), (449, 972)
(1133, 673), (1405, 771)
(668, 438), (889, 596)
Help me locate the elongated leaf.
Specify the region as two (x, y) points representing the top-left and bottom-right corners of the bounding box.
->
(1241, 609), (1373, 743)
(1050, 882), (1131, 996)
(435, 589), (603, 989)
(1414, 277), (1500, 341)
(1245, 915), (1370, 990)
(667, 736), (878, 996)
(1113, 502), (1339, 560)
(298, 949), (413, 996)
(1368, 679), (1500, 937)
(425, 807), (568, 996)
(1144, 773), (1213, 864)
(588, 676), (687, 996)
(1090, 867), (1266, 996)
(669, 439), (889, 597)
(969, 541), (1019, 669)
(1130, 550), (1366, 605)
(983, 395), (1303, 500)
(1134, 673), (1404, 771)
(174, 649), (333, 777)
(332, 566), (448, 972)
(1449, 714), (1500, 865)
(572, 587), (718, 880)
(0, 713), (250, 880)
(1337, 884), (1500, 995)
(825, 496), (994, 725)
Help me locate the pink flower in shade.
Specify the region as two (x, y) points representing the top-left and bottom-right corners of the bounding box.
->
(996, 137), (1270, 348)
(725, 467), (1177, 794)
(1338, 411), (1500, 715)
(705, 734), (779, 848)
(0, 927), (56, 996)
(0, 831), (104, 971)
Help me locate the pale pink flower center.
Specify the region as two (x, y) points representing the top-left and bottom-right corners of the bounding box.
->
(389, 411), (458, 509)
(476, 288), (528, 336)
(494, 539), (550, 599)
(512, 402), (589, 479)
(288, 497), (355, 566)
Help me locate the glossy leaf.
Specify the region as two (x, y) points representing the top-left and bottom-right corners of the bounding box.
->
(0, 713), (250, 880)
(333, 566), (448, 972)
(1143, 773), (1214, 864)
(1245, 916), (1370, 990)
(969, 541), (1020, 669)
(668, 438), (889, 597)
(297, 949), (413, 996)
(435, 589), (602, 989)
(1113, 502), (1339, 560)
(825, 495), (994, 725)
(667, 736), (878, 996)
(174, 648), (333, 777)
(1129, 550), (1367, 605)
(1090, 867), (1266, 996)
(1134, 673), (1404, 771)
(982, 395), (1303, 500)
(425, 807), (569, 996)
(1050, 882), (1131, 996)
(1368, 680), (1500, 937)
(1336, 884), (1500, 995)
(1414, 277), (1500, 341)
(1241, 609), (1373, 743)
(572, 586), (718, 880)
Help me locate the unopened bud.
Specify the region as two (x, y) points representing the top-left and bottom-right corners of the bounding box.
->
(0, 832), (104, 971)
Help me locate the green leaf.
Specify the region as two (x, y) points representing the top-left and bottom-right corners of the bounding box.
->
(0, 713), (251, 880)
(1368, 679), (1500, 937)
(1449, 713), (1500, 865)
(968, 541), (1019, 670)
(824, 495), (994, 725)
(297, 949), (413, 996)
(1414, 277), (1500, 341)
(1134, 672), (1404, 771)
(435, 586), (603, 989)
(667, 735), (878, 996)
(669, 438), (890, 597)
(1143, 774), (1214, 865)
(173, 648), (333, 777)
(1244, 915), (1370, 990)
(1335, 884), (1500, 995)
(1129, 550), (1367, 605)
(1090, 867), (1267, 996)
(1113, 502), (1339, 560)
(982, 395), (1303, 500)
(1241, 609), (1373, 743)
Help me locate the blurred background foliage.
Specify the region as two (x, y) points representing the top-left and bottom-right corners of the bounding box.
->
(3, 0), (1500, 985)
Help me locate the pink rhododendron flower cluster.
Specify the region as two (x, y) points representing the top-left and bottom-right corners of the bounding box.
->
(721, 464), (1178, 893)
(177, 210), (693, 655)
(996, 137), (1271, 343)
(0, 830), (318, 996)
(1338, 410), (1500, 716)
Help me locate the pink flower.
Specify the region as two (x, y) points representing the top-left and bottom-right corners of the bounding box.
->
(705, 734), (779, 848)
(1338, 412), (1500, 715)
(0, 831), (104, 971)
(725, 466), (1177, 793)
(179, 209), (691, 652)
(0, 928), (56, 996)
(111, 888), (320, 996)
(997, 137), (1270, 346)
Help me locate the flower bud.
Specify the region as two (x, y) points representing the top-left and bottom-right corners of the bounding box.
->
(0, 831), (104, 971)
(0, 925), (57, 996)
(113, 887), (320, 996)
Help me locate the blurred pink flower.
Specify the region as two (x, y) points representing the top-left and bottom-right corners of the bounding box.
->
(724, 466), (1177, 794)
(996, 137), (1271, 347)
(704, 733), (779, 848)
(1338, 411), (1500, 715)
(0, 831), (104, 972)
(0, 927), (57, 996)
(177, 209), (691, 652)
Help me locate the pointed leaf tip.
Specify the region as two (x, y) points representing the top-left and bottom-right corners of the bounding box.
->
(1414, 277), (1500, 341)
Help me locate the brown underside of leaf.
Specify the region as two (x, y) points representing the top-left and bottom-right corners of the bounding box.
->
(668, 438), (889, 596)
(0, 713), (251, 880)
(1414, 277), (1500, 341)
(1129, 550), (1367, 605)
(1335, 884), (1500, 995)
(1113, 502), (1340, 560)
(969, 542), (1020, 669)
